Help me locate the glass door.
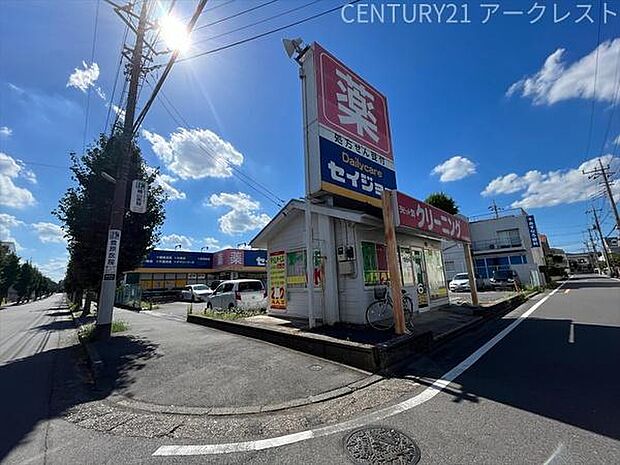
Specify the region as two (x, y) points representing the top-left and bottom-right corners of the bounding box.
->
(412, 248), (429, 308)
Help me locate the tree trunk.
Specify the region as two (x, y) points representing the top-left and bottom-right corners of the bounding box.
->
(81, 291), (93, 317)
(74, 290), (83, 310)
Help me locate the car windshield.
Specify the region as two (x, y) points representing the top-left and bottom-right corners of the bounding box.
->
(192, 285), (208, 291)
(453, 274), (469, 280)
(493, 271), (512, 279)
(238, 281), (264, 292)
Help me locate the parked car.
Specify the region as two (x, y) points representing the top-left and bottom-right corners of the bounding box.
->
(206, 279), (267, 311)
(449, 273), (472, 292)
(490, 269), (521, 290)
(180, 284), (213, 302)
(449, 273), (485, 292)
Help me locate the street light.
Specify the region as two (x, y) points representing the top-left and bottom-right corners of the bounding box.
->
(236, 242), (248, 249)
(174, 244), (182, 250)
(283, 36), (315, 328)
(200, 246), (209, 252)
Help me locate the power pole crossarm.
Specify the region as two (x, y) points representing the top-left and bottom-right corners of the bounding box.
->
(583, 159), (620, 234)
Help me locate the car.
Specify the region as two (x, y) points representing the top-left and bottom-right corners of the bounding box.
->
(490, 269), (521, 290)
(180, 284), (213, 302)
(206, 279), (267, 311)
(449, 273), (472, 292)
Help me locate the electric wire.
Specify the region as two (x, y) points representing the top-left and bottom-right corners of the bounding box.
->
(82, 0), (101, 153)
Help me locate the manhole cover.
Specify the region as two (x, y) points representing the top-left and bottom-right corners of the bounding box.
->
(308, 364), (323, 371)
(344, 427), (421, 465)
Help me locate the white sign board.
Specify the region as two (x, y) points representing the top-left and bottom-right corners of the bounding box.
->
(103, 229), (121, 280)
(130, 179), (148, 214)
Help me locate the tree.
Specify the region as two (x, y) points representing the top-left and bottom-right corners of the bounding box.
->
(0, 252), (20, 302)
(425, 192), (459, 215)
(54, 134), (166, 308)
(14, 262), (35, 303)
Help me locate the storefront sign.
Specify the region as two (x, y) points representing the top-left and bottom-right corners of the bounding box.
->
(319, 135), (396, 207)
(527, 215), (541, 247)
(243, 250), (268, 267)
(395, 192), (471, 243)
(303, 43), (396, 207)
(130, 180), (148, 214)
(268, 251), (286, 309)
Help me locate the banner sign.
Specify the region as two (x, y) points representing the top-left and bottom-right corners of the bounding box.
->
(142, 250), (213, 269)
(527, 215), (541, 248)
(303, 43), (396, 207)
(319, 135), (396, 207)
(268, 251), (287, 310)
(395, 192), (471, 243)
(130, 180), (148, 214)
(103, 229), (121, 280)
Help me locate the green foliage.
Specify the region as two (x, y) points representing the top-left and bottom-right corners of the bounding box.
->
(111, 320), (129, 333)
(54, 134), (166, 295)
(424, 192), (459, 215)
(200, 308), (265, 320)
(0, 252), (20, 300)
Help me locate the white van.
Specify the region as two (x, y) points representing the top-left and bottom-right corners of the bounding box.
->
(206, 279), (267, 311)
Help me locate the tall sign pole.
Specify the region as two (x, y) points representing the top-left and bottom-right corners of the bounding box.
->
(96, 0), (150, 339)
(381, 190), (405, 335)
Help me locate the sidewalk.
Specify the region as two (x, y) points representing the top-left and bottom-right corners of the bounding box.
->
(83, 307), (375, 414)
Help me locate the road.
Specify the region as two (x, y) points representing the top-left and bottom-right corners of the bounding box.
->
(1, 275), (619, 464)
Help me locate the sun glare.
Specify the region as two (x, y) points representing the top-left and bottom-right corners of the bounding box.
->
(159, 15), (190, 53)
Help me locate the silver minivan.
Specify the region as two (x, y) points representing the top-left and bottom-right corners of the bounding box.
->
(206, 279), (267, 311)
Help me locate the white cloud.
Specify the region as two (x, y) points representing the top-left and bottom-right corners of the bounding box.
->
(0, 213), (24, 243)
(481, 155), (620, 209)
(35, 256), (68, 282)
(154, 173), (186, 201)
(431, 156), (476, 182)
(206, 192), (271, 235)
(143, 128), (244, 179)
(32, 222), (66, 244)
(0, 126), (12, 137)
(507, 39), (620, 105)
(112, 104), (125, 125)
(200, 236), (232, 251)
(0, 152), (36, 208)
(614, 134), (620, 146)
(158, 234), (194, 250)
(66, 61), (101, 93)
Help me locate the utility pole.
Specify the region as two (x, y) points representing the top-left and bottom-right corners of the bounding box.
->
(586, 228), (600, 273)
(583, 159), (620, 234)
(488, 200), (502, 219)
(587, 208), (612, 275)
(96, 0), (151, 339)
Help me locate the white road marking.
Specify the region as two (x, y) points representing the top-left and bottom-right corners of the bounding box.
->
(543, 442), (566, 465)
(568, 322), (575, 344)
(153, 279), (570, 457)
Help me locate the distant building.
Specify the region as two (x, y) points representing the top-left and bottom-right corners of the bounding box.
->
(0, 241), (16, 254)
(443, 209), (546, 286)
(567, 252), (597, 273)
(604, 236), (620, 255)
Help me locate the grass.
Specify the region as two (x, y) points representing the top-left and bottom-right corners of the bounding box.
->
(78, 320), (129, 342)
(200, 308), (265, 320)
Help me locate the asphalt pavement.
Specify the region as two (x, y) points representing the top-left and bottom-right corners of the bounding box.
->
(1, 275), (619, 464)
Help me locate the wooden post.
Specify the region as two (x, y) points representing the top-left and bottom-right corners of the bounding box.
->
(463, 243), (479, 306)
(381, 190), (406, 335)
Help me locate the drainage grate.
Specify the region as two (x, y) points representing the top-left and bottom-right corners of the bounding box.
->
(308, 364), (323, 371)
(344, 427), (421, 465)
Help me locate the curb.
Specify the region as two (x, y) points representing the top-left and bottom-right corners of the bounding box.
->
(106, 373), (384, 417)
(67, 306), (104, 384)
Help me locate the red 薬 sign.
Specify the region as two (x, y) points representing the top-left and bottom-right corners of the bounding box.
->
(313, 42), (393, 161)
(395, 192), (471, 243)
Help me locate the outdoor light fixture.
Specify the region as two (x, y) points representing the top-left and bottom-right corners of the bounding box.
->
(282, 37), (309, 63)
(237, 242), (248, 248)
(200, 246), (209, 252)
(174, 244), (182, 250)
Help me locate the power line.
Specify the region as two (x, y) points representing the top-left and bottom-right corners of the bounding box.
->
(144, 77), (286, 208)
(174, 0), (361, 65)
(192, 0), (325, 47)
(194, 0), (280, 31)
(104, 24), (130, 133)
(583, 0), (604, 162)
(82, 0), (101, 153)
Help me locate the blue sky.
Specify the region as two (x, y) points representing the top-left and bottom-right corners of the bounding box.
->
(1, 0), (620, 281)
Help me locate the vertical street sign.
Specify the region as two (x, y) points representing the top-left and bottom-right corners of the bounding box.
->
(103, 229), (121, 281)
(130, 179), (148, 214)
(527, 215), (541, 247)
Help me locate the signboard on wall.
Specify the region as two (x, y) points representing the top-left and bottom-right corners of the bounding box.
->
(142, 250), (213, 269)
(268, 251), (286, 309)
(395, 192), (471, 243)
(303, 42), (396, 207)
(526, 215), (541, 247)
(243, 250), (268, 267)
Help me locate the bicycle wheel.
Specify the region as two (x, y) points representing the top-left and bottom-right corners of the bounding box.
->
(403, 296), (415, 332)
(366, 300), (394, 331)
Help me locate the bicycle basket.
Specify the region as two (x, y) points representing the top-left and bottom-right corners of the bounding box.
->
(374, 286), (387, 300)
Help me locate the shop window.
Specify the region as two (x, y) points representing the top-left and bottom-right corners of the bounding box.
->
(510, 255), (528, 265)
(424, 249), (447, 301)
(286, 250), (307, 288)
(497, 228), (521, 247)
(362, 242), (389, 286)
(398, 246), (415, 286)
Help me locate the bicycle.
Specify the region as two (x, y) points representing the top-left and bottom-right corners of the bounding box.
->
(365, 285), (416, 331)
